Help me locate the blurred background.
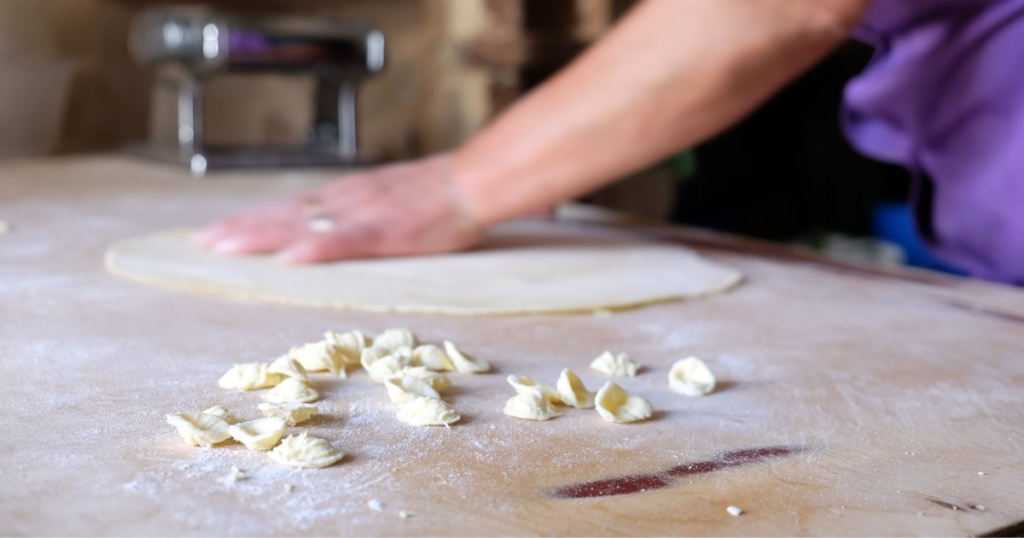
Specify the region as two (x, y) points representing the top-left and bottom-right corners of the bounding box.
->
(0, 0), (959, 273)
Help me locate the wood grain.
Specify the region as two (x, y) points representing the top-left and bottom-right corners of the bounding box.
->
(1, 156), (1023, 536)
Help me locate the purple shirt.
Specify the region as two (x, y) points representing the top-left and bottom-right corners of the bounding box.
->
(843, 0), (1024, 284)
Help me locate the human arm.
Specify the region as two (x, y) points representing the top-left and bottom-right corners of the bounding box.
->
(195, 0), (871, 262)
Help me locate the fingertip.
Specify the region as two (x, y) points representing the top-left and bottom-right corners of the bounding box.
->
(191, 226), (224, 247)
(212, 238), (250, 254)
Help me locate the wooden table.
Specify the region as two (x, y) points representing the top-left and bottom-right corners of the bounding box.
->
(2, 156), (1023, 536)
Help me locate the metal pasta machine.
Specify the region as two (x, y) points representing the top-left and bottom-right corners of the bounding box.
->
(128, 7), (384, 177)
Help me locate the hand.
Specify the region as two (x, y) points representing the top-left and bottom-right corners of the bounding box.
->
(192, 154), (485, 263)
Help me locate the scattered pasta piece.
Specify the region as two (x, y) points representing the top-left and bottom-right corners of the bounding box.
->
(361, 347), (414, 383)
(396, 396), (460, 426)
(556, 368), (595, 409)
(507, 375), (560, 404)
(289, 340), (345, 376)
(594, 382), (652, 423)
(166, 411), (231, 447)
(384, 375), (441, 405)
(504, 390), (562, 421)
(668, 357), (716, 396)
(396, 366), (451, 392)
(444, 341), (490, 373)
(228, 417), (287, 451)
(392, 346), (414, 360)
(374, 328), (418, 352)
(503, 375), (562, 421)
(360, 346), (388, 363)
(590, 351), (639, 377)
(225, 466), (245, 482)
(412, 344), (455, 371)
(324, 330), (370, 367)
(202, 405), (242, 425)
(262, 377), (319, 403)
(268, 433), (345, 468)
(258, 402), (317, 426)
(217, 363), (284, 391)
(268, 355), (310, 384)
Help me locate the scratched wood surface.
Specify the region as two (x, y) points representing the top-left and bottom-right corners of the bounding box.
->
(2, 156), (1023, 536)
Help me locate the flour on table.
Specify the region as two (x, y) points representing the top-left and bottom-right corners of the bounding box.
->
(258, 402), (317, 426)
(166, 411), (232, 447)
(228, 418), (287, 451)
(218, 363), (284, 391)
(262, 377), (319, 404)
(590, 351), (639, 377)
(268, 433), (345, 468)
(594, 382), (652, 423)
(668, 357), (716, 396)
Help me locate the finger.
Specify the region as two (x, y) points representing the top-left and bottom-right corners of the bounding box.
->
(194, 201), (308, 249)
(194, 215), (281, 250)
(193, 212), (275, 247)
(192, 221), (234, 247)
(212, 221), (312, 255)
(194, 195), (311, 243)
(277, 224), (384, 264)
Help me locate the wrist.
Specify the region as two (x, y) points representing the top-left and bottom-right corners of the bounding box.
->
(426, 151), (490, 233)
(446, 149), (501, 228)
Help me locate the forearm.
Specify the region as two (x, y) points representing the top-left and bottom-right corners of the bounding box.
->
(453, 0), (870, 225)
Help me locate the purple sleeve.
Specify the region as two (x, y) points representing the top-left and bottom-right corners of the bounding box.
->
(842, 0), (1024, 284)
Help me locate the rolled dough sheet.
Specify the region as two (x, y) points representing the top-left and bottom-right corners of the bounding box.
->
(104, 220), (742, 315)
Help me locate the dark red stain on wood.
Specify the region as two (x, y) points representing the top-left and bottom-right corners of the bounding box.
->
(553, 474), (670, 498)
(551, 445), (802, 499)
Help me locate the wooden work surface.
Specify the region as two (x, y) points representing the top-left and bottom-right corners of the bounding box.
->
(2, 156), (1023, 536)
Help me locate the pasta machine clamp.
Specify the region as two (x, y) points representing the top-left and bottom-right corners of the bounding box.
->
(128, 6), (385, 177)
